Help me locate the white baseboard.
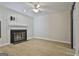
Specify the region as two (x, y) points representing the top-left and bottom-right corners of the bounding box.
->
(33, 37), (71, 44)
(0, 37), (70, 47)
(0, 43), (10, 47)
(27, 37), (33, 40)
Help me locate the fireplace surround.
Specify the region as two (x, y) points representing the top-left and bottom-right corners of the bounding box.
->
(10, 30), (27, 44)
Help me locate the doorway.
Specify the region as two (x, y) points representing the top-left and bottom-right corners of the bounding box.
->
(71, 2), (75, 49)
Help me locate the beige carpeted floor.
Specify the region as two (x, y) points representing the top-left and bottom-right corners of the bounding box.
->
(0, 38), (74, 56)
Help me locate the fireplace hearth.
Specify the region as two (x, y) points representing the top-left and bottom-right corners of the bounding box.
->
(10, 30), (27, 44)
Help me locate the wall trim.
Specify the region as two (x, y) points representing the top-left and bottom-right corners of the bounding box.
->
(33, 37), (71, 44)
(0, 37), (70, 47)
(27, 37), (33, 40)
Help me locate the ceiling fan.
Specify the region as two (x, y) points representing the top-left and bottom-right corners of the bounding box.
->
(32, 2), (40, 13)
(25, 2), (47, 13)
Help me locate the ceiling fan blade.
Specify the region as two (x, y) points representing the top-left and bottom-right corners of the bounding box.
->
(39, 8), (50, 12)
(24, 2), (34, 8)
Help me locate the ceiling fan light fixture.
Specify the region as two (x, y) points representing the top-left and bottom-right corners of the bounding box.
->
(32, 2), (40, 13)
(36, 4), (40, 8)
(32, 8), (39, 13)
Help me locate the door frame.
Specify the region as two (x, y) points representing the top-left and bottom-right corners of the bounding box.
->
(71, 2), (75, 49)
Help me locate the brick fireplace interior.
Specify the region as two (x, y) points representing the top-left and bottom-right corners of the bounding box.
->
(10, 30), (27, 44)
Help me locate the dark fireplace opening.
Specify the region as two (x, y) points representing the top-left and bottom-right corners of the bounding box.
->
(10, 30), (27, 44)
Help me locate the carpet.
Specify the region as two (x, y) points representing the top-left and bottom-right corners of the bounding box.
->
(0, 38), (74, 56)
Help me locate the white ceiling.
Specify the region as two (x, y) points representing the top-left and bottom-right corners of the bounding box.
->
(0, 2), (73, 18)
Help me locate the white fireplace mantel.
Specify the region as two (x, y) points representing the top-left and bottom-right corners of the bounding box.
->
(9, 22), (27, 27)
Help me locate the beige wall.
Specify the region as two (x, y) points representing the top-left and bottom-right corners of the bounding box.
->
(34, 11), (71, 43)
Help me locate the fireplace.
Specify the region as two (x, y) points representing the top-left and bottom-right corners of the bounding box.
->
(10, 30), (27, 44)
